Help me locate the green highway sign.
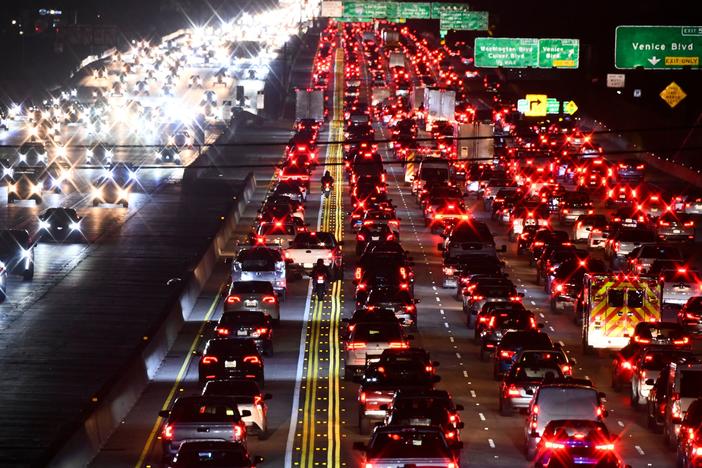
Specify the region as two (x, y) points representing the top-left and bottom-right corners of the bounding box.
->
(517, 97), (574, 115)
(474, 37), (580, 68)
(475, 37), (539, 68)
(397, 2), (431, 19)
(341, 1), (388, 21)
(439, 11), (488, 32)
(538, 38), (579, 68)
(546, 98), (560, 114)
(615, 26), (702, 69)
(431, 3), (469, 19)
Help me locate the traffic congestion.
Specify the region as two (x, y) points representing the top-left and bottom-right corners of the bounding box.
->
(3, 3), (701, 468)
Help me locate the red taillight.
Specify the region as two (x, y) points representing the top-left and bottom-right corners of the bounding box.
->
(561, 364), (572, 375)
(162, 423), (174, 440)
(226, 295), (241, 304)
(215, 327), (230, 336)
(357, 233), (365, 241)
(347, 342), (367, 350)
(262, 295), (277, 304)
(202, 355), (218, 365)
(399, 267), (407, 279)
(254, 395), (263, 406)
(507, 385), (520, 396)
(500, 350), (515, 359)
(472, 295), (484, 301)
(633, 336), (651, 344)
(243, 355), (261, 365)
(233, 423), (244, 440)
(595, 443), (615, 450)
(674, 337), (690, 346)
(389, 341), (409, 349)
(545, 440), (566, 449)
(355, 267), (362, 280)
(533, 241), (544, 247)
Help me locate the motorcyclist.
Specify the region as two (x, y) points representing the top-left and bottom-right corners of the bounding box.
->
(311, 258), (330, 299)
(321, 170), (334, 189)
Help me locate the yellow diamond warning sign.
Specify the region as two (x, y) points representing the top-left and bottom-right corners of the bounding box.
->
(659, 81), (687, 108)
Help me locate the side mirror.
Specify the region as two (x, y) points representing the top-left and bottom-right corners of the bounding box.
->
(352, 442), (366, 452)
(158, 410), (170, 418)
(455, 404), (464, 411)
(456, 422), (465, 429)
(253, 456), (264, 465)
(264, 393), (273, 400)
(437, 243), (445, 251)
(415, 299), (421, 304)
(240, 409), (252, 417)
(525, 388), (534, 396)
(645, 378), (655, 386)
(500, 245), (507, 252)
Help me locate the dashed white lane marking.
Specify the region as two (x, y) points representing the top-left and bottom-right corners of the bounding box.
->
(617, 420), (625, 427)
(530, 300), (536, 306)
(432, 286), (437, 291)
(549, 326), (555, 332)
(539, 312), (545, 318)
(488, 438), (495, 448)
(479, 413), (486, 421)
(435, 297), (441, 302)
(635, 445), (645, 455)
(444, 322), (449, 328)
(439, 309), (444, 313)
(463, 370), (468, 378)
(449, 336), (455, 343)
(456, 352), (462, 359)
(470, 390), (477, 398)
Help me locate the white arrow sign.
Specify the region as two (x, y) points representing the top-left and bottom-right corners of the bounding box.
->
(648, 56), (661, 66)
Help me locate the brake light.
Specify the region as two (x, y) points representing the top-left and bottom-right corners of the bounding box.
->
(545, 441), (565, 449)
(359, 391), (366, 404)
(347, 342), (367, 350)
(162, 424), (174, 440)
(389, 341), (409, 349)
(472, 295), (484, 301)
(633, 336), (651, 344)
(226, 296), (241, 304)
(357, 233), (365, 241)
(659, 220), (670, 226)
(685, 221), (695, 227)
(243, 355), (261, 365)
(215, 327), (230, 336)
(500, 350), (515, 359)
(254, 395), (263, 406)
(201, 355), (218, 365)
(620, 361), (632, 370)
(399, 267), (407, 279)
(674, 337), (690, 346)
(561, 364), (572, 376)
(533, 241), (544, 247)
(262, 295), (277, 304)
(595, 443), (615, 450)
(507, 385), (520, 396)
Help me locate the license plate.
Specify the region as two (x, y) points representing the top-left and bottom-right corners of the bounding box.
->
(225, 360), (237, 368)
(244, 300), (257, 307)
(410, 418), (431, 426)
(371, 236), (380, 241)
(237, 330), (248, 336)
(673, 229), (681, 234)
(304, 263), (313, 269)
(316, 278), (325, 284)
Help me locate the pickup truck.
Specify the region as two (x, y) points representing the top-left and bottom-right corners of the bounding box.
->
(285, 231), (342, 279)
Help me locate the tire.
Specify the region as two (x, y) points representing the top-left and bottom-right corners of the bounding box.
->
(466, 314), (474, 329)
(358, 411), (370, 435)
(7, 195), (16, 204)
(23, 265), (34, 281)
(499, 398), (512, 417)
(92, 199), (100, 207)
(122, 201), (129, 208)
(631, 384), (640, 408)
(265, 342), (274, 357)
(279, 289), (286, 302)
(258, 424), (269, 440)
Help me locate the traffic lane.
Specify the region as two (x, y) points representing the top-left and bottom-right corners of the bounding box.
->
(475, 205), (677, 466)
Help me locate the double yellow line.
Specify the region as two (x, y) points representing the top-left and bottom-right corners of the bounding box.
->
(299, 45), (344, 468)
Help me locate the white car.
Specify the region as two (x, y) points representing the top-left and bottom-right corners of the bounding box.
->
(344, 321), (408, 379)
(202, 379), (271, 439)
(573, 214), (608, 242)
(661, 267), (702, 306)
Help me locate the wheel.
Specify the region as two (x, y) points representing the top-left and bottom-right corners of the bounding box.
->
(7, 195), (16, 204)
(499, 397), (512, 417)
(92, 199), (100, 207)
(23, 265), (34, 281)
(631, 383), (640, 408)
(358, 410), (370, 435)
(466, 314), (474, 329)
(258, 424), (269, 440)
(122, 201), (129, 208)
(279, 289), (286, 301)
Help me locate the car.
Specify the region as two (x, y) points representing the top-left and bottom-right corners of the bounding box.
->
(528, 229), (568, 267)
(0, 229), (34, 281)
(445, 254), (504, 292)
(169, 440), (263, 467)
(286, 231), (342, 278)
(353, 426), (460, 467)
(604, 228), (658, 262)
(344, 321), (409, 379)
(513, 349), (575, 377)
(524, 379), (607, 460)
(223, 280), (280, 323)
(356, 224), (396, 255)
(384, 405), (464, 450)
(479, 309), (540, 360)
(213, 311), (273, 356)
(37, 207), (83, 242)
(463, 283), (521, 328)
(676, 398), (702, 468)
(630, 347), (695, 408)
(549, 257), (607, 314)
(362, 288), (419, 329)
(657, 211), (695, 242)
(534, 420), (624, 468)
(17, 141), (48, 165)
(659, 361), (702, 447)
(198, 338), (264, 386)
(679, 296), (702, 335)
(6, 167), (43, 204)
(91, 163), (137, 207)
(558, 191), (593, 224)
(231, 247), (286, 300)
(660, 267), (702, 306)
(474, 301), (527, 338)
(617, 158), (645, 181)
(493, 330), (554, 380)
(572, 214), (608, 242)
(202, 379), (272, 439)
(499, 361), (564, 416)
(626, 243), (684, 275)
(158, 396), (249, 462)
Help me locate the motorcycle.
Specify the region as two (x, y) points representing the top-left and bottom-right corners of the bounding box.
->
(314, 274), (327, 300)
(323, 182), (332, 198)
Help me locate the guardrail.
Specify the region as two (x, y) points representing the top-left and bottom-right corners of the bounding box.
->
(47, 172), (257, 468)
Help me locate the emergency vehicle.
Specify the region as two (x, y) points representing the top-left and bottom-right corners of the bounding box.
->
(578, 273), (661, 352)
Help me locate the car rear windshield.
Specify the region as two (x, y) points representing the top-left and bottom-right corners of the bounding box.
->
(291, 232), (335, 248)
(641, 352), (692, 370)
(369, 432), (450, 458)
(512, 365), (563, 380)
(680, 371), (702, 398)
(618, 230), (657, 242)
(257, 224), (296, 236)
(231, 281), (273, 294)
(537, 387), (598, 420)
(237, 250), (279, 271)
(419, 167), (449, 180)
(175, 447), (249, 465)
(501, 332), (552, 349)
(220, 312), (266, 325)
(640, 246), (682, 259)
(352, 324), (403, 342)
(170, 399), (240, 422)
(203, 380), (260, 397)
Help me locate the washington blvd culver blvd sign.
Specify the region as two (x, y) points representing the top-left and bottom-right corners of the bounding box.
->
(615, 26), (702, 69)
(474, 37), (579, 68)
